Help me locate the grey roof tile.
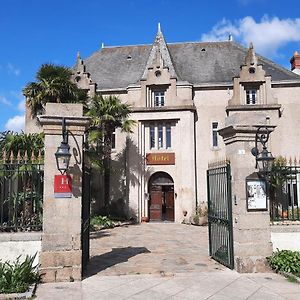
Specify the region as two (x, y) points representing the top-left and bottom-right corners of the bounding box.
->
(82, 41), (300, 90)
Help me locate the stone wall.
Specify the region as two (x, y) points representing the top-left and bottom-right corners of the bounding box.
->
(271, 225), (300, 251)
(0, 232), (41, 265)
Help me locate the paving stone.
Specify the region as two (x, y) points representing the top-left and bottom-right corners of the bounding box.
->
(216, 276), (261, 299)
(86, 224), (223, 277)
(35, 224), (300, 299)
(246, 286), (285, 300)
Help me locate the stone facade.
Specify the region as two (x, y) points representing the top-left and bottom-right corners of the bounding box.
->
(38, 103), (90, 282)
(26, 27), (300, 224)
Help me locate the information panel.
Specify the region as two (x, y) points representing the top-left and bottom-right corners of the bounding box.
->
(246, 179), (267, 211)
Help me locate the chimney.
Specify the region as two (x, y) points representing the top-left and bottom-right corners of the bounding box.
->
(290, 51), (300, 75)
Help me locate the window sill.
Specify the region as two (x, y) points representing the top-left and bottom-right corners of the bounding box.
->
(226, 104), (281, 112)
(148, 149), (173, 152)
(211, 146), (221, 151)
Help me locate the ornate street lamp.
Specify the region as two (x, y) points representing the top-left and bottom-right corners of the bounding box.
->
(251, 126), (274, 174)
(55, 117), (71, 174)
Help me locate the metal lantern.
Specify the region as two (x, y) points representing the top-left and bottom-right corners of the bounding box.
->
(55, 118), (71, 174)
(251, 126), (275, 174)
(256, 148), (274, 173)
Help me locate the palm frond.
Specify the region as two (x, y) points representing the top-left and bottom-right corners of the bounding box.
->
(23, 63), (87, 116)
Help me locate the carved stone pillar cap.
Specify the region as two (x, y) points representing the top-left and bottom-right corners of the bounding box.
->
(38, 115), (91, 136)
(38, 115), (91, 127)
(218, 124), (276, 145)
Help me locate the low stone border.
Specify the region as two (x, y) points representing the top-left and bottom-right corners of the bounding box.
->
(0, 283), (37, 300)
(0, 232), (42, 242)
(270, 223), (300, 233)
(279, 271), (300, 283)
(90, 220), (135, 232)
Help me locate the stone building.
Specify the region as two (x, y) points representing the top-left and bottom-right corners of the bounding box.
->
(26, 26), (300, 223)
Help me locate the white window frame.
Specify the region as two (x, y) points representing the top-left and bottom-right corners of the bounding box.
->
(246, 89), (257, 105)
(158, 125), (163, 149)
(212, 122), (218, 148)
(166, 125), (171, 148)
(148, 123), (173, 150)
(150, 126), (155, 149)
(154, 91), (165, 107)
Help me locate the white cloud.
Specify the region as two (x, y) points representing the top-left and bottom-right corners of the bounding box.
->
(201, 16), (300, 57)
(201, 18), (240, 42)
(7, 63), (20, 76)
(0, 95), (12, 106)
(17, 99), (25, 112)
(5, 115), (25, 132)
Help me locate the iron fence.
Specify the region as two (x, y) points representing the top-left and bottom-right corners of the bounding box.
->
(268, 165), (300, 222)
(0, 155), (44, 231)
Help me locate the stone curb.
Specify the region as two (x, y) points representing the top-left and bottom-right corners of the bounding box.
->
(90, 220), (135, 232)
(0, 283), (37, 300)
(0, 232), (42, 242)
(279, 271), (300, 283)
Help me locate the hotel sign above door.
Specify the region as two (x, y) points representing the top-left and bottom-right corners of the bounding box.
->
(146, 153), (175, 165)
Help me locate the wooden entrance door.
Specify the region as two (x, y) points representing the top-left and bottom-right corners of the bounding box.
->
(149, 188), (162, 221)
(165, 190), (174, 221)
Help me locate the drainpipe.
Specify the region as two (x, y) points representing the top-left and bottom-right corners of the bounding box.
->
(193, 109), (198, 209)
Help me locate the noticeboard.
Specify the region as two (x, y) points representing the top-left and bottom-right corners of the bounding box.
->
(246, 178), (267, 211)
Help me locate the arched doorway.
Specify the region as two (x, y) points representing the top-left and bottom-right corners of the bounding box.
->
(148, 172), (174, 222)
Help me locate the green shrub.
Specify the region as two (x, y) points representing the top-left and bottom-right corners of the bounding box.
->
(90, 215), (116, 231)
(267, 249), (300, 276)
(0, 254), (40, 294)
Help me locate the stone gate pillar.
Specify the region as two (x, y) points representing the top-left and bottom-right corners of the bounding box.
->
(38, 103), (90, 282)
(219, 125), (274, 272)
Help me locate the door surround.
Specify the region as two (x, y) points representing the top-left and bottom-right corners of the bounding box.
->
(148, 172), (174, 222)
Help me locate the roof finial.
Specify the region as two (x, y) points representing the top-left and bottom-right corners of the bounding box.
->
(77, 51), (81, 60)
(158, 22), (161, 33)
(245, 42), (257, 66)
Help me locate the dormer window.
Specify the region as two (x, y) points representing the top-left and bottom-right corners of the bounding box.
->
(246, 89), (257, 105)
(154, 91), (165, 107)
(146, 86), (168, 107)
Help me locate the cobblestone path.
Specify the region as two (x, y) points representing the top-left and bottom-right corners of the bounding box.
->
(85, 223), (225, 277)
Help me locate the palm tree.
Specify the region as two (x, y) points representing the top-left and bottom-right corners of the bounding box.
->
(269, 156), (289, 220)
(86, 95), (136, 213)
(0, 131), (44, 161)
(23, 64), (87, 117)
(0, 131), (45, 229)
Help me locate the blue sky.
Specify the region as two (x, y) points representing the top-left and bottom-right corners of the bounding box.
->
(1, 0), (300, 132)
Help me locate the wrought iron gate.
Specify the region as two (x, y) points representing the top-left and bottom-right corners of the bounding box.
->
(81, 157), (91, 271)
(207, 161), (234, 269)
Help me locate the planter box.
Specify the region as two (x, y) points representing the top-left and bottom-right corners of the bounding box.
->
(141, 217), (149, 223)
(192, 216), (208, 226)
(0, 283), (37, 300)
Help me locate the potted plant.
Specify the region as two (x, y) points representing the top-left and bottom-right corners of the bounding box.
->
(192, 202), (208, 226)
(141, 216), (149, 222)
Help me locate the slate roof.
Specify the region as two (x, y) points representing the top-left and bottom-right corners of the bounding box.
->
(83, 41), (300, 90)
